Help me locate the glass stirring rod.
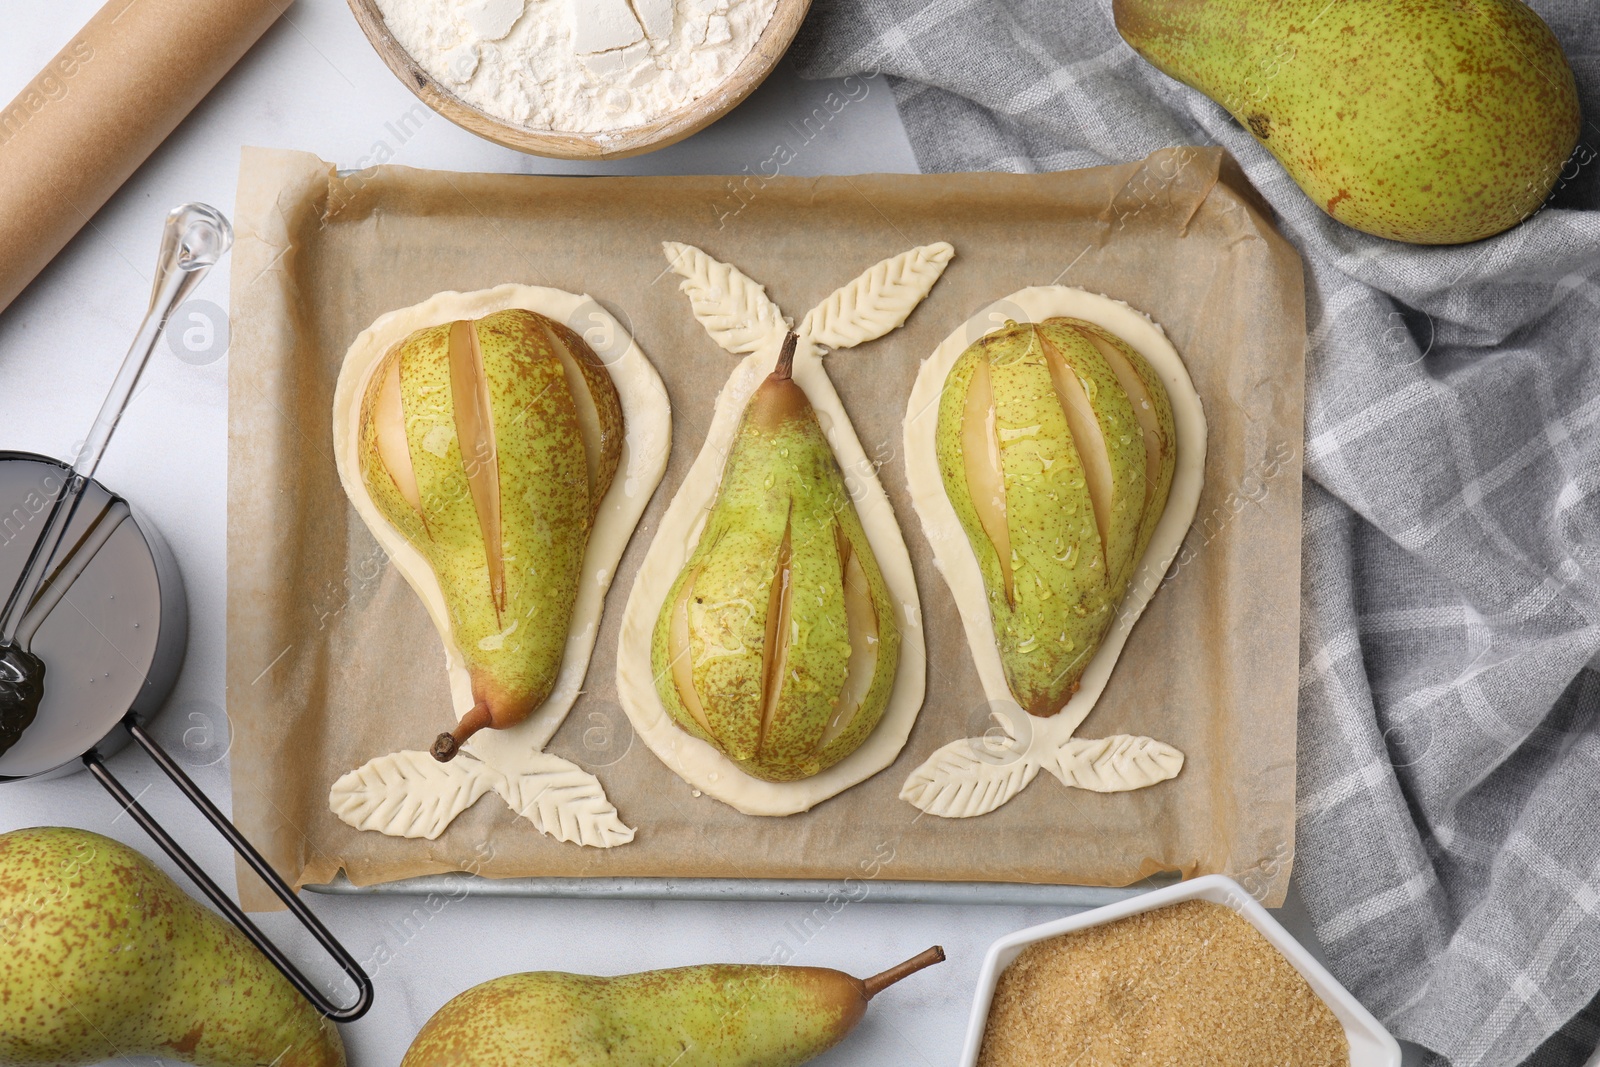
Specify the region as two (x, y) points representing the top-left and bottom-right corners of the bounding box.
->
(0, 204), (232, 757)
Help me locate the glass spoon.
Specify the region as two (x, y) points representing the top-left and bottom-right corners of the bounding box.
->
(0, 204), (232, 757)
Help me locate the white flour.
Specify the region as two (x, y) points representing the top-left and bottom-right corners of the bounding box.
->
(374, 0), (780, 135)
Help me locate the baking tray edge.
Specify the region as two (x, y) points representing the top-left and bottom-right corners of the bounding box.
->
(304, 873), (1172, 906)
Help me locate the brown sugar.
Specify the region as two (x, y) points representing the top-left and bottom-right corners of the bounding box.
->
(977, 899), (1349, 1066)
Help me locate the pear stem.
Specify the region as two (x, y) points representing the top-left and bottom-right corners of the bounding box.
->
(772, 332), (799, 382)
(432, 702), (492, 762)
(862, 946), (945, 1000)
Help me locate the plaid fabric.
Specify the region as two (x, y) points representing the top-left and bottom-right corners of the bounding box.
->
(791, 3), (1600, 1064)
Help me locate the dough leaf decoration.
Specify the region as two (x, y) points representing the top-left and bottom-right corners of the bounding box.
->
(897, 735), (1042, 820)
(1046, 734), (1186, 792)
(492, 752), (637, 848)
(329, 747), (635, 847)
(664, 241), (789, 355)
(799, 243), (956, 350)
(329, 750), (497, 841)
(898, 718), (1183, 818)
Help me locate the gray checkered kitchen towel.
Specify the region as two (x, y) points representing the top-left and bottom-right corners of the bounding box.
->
(792, 3), (1600, 1065)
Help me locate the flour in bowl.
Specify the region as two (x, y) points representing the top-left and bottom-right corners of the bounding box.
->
(374, 0), (780, 134)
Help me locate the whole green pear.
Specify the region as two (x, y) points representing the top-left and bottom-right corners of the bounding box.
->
(1114, 0), (1582, 244)
(651, 333), (899, 782)
(937, 320), (1175, 716)
(401, 947), (943, 1067)
(0, 827), (344, 1067)
(357, 309), (624, 761)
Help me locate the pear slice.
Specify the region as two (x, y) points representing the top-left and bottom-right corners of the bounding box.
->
(1055, 318), (1177, 575)
(758, 520), (795, 754)
(818, 531), (882, 752)
(1038, 323), (1147, 586)
(541, 320), (625, 523)
(960, 357), (1014, 607)
(373, 355), (422, 516)
(664, 567), (715, 739)
(446, 318), (506, 616)
(1073, 327), (1163, 509)
(1037, 327), (1115, 571)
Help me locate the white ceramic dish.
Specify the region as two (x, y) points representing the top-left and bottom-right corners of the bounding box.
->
(958, 874), (1401, 1067)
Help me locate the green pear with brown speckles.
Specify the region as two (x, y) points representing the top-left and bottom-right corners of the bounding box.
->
(937, 320), (1175, 717)
(0, 827), (344, 1067)
(1114, 0), (1581, 244)
(401, 947), (943, 1067)
(650, 334), (899, 782)
(357, 309), (624, 762)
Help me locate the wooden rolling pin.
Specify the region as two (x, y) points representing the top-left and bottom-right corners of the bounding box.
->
(0, 0), (289, 313)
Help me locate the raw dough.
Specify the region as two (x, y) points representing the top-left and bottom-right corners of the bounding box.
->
(329, 284), (671, 844)
(615, 243), (953, 816)
(899, 287), (1205, 818)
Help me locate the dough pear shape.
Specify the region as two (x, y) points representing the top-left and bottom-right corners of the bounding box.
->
(616, 242), (952, 815)
(936, 319), (1176, 716)
(356, 308), (622, 760)
(0, 827), (344, 1067)
(652, 334), (899, 782)
(900, 288), (1205, 820)
(1114, 0), (1581, 244)
(330, 285), (670, 848)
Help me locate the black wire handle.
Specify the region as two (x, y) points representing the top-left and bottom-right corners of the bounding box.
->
(82, 714), (373, 1022)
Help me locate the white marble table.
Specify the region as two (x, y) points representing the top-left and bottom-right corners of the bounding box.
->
(0, 3), (1361, 1064)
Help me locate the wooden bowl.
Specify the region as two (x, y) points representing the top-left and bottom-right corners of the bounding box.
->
(347, 0), (812, 160)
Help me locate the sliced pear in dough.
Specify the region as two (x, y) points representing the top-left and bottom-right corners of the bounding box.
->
(651, 336), (900, 783)
(356, 308), (623, 760)
(934, 318), (1175, 717)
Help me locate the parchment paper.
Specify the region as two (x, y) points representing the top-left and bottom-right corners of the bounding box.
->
(228, 145), (1305, 911)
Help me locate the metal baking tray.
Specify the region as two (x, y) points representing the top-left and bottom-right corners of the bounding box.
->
(305, 873), (1168, 907)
